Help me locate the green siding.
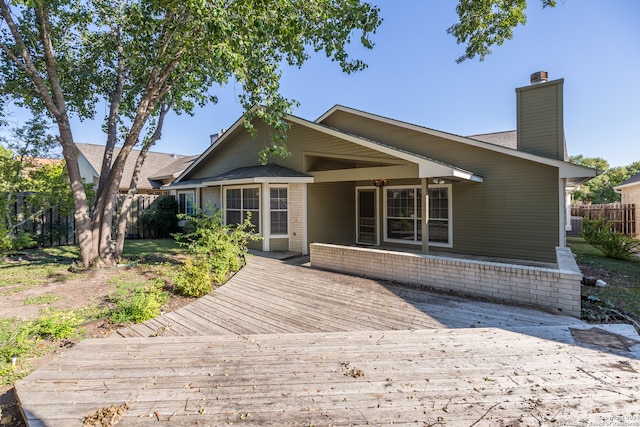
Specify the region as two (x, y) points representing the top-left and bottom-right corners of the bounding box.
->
(269, 238), (289, 252)
(516, 80), (564, 160)
(188, 120), (401, 180)
(308, 182), (355, 246)
(320, 110), (560, 263)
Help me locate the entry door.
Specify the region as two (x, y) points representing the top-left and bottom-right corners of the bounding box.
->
(357, 188), (377, 245)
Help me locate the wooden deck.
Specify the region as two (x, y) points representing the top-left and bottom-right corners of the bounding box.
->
(113, 254), (589, 339)
(16, 253), (640, 426)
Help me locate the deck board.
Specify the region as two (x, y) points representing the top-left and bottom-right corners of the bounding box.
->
(17, 329), (640, 426)
(16, 253), (640, 426)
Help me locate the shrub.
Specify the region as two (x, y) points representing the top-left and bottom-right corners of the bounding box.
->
(110, 279), (168, 324)
(28, 309), (82, 340)
(173, 259), (212, 297)
(172, 209), (261, 296)
(582, 217), (640, 260)
(140, 195), (179, 238)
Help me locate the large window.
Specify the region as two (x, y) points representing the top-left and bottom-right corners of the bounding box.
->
(270, 187), (288, 235)
(385, 185), (451, 246)
(226, 187), (260, 232)
(177, 191), (195, 215)
(387, 188), (422, 242)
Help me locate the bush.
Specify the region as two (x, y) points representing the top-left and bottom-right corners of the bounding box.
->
(140, 195), (179, 238)
(582, 217), (640, 260)
(173, 259), (212, 297)
(172, 209), (261, 296)
(110, 279), (168, 324)
(28, 309), (82, 340)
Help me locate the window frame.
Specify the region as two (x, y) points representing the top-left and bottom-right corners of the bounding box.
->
(223, 185), (261, 233)
(176, 190), (196, 216)
(426, 184), (453, 248)
(269, 185), (289, 237)
(383, 184), (452, 248)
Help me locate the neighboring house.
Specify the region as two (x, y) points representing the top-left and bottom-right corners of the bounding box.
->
(614, 172), (640, 238)
(75, 143), (197, 194)
(168, 74), (596, 264)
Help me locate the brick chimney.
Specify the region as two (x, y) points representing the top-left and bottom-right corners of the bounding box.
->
(516, 72), (566, 161)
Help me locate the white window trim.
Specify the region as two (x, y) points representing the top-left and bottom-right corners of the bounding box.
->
(176, 190), (196, 215)
(268, 184), (289, 239)
(355, 186), (379, 246)
(427, 184), (453, 248)
(382, 184), (453, 248)
(222, 184), (262, 233)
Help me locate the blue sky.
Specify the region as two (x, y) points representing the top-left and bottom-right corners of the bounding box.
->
(6, 1), (640, 168)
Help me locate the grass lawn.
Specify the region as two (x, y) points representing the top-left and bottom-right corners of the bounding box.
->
(567, 237), (640, 330)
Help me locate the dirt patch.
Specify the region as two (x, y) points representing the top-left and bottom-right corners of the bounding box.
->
(0, 264), (194, 427)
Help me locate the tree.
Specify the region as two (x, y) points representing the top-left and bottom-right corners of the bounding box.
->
(448, 0), (557, 63)
(1, 0), (382, 267)
(1, 0), (562, 268)
(0, 117), (73, 251)
(569, 155), (640, 204)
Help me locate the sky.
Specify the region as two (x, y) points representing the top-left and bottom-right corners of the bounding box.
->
(4, 1), (640, 168)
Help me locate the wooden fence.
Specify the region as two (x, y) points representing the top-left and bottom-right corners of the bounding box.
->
(570, 203), (636, 237)
(10, 193), (162, 247)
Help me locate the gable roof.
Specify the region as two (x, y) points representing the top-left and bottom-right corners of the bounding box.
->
(316, 105), (596, 185)
(175, 107), (484, 185)
(75, 143), (196, 190)
(613, 172), (640, 191)
(467, 131), (517, 149)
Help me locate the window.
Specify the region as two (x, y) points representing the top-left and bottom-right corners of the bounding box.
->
(386, 188), (422, 242)
(177, 191), (195, 215)
(225, 187), (260, 232)
(270, 187), (288, 235)
(428, 187), (450, 244)
(385, 185), (451, 246)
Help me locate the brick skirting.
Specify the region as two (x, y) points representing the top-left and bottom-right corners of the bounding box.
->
(309, 244), (582, 317)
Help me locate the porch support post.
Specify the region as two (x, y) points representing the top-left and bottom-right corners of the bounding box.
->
(421, 178), (429, 254)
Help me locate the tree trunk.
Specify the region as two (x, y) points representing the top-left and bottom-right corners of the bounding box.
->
(113, 103), (171, 261)
(114, 150), (146, 261)
(57, 120), (95, 266)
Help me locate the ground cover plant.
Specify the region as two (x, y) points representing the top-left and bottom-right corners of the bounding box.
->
(569, 237), (640, 330)
(0, 239), (190, 388)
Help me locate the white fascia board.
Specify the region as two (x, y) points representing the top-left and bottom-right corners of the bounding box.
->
(203, 177), (314, 186)
(254, 176), (314, 183)
(558, 162), (599, 179)
(452, 169), (484, 182)
(161, 183), (207, 190)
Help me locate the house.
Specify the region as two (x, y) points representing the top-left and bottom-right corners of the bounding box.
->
(614, 172), (640, 238)
(75, 143), (197, 194)
(168, 73), (597, 315)
(169, 73), (595, 262)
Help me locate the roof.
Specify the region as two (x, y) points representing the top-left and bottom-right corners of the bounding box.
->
(149, 155), (199, 180)
(613, 172), (640, 191)
(177, 107), (484, 185)
(467, 131), (517, 149)
(75, 143), (196, 190)
(168, 164), (314, 189)
(316, 105), (596, 185)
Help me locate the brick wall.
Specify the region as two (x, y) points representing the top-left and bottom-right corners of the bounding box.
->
(620, 185), (640, 238)
(289, 183), (306, 254)
(310, 244), (582, 317)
